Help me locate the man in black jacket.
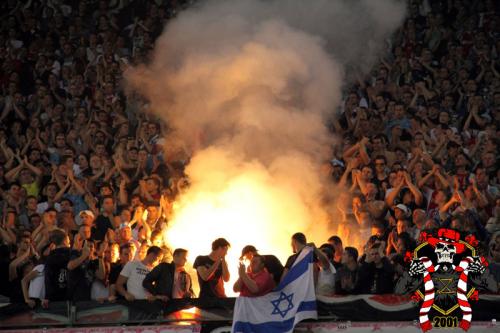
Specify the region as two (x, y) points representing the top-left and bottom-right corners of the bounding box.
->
(142, 248), (193, 301)
(355, 242), (394, 294)
(43, 229), (71, 307)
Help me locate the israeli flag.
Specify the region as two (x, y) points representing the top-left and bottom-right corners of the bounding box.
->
(232, 246), (317, 333)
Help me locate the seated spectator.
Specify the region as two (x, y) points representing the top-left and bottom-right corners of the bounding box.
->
(233, 254), (275, 297)
(116, 245), (163, 301)
(143, 248), (194, 301)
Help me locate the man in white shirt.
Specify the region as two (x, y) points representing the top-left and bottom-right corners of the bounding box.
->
(21, 264), (45, 308)
(315, 244), (337, 295)
(36, 183), (62, 214)
(116, 246), (163, 301)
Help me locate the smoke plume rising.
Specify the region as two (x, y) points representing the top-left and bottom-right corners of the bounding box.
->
(126, 0), (405, 293)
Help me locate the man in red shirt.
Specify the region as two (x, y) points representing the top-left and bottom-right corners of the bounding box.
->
(233, 255), (275, 297)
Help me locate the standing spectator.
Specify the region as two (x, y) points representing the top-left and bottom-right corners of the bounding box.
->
(328, 235), (344, 268)
(193, 238), (230, 299)
(92, 196), (115, 241)
(356, 243), (394, 294)
(314, 243), (337, 295)
(21, 259), (46, 308)
(66, 240), (105, 301)
(8, 233), (37, 302)
(335, 247), (359, 294)
(240, 245), (284, 286)
(142, 248), (194, 301)
(488, 233), (500, 285)
(108, 243), (133, 302)
(282, 232), (308, 281)
(36, 183), (62, 214)
(43, 230), (71, 306)
(116, 245), (162, 301)
(233, 254), (275, 297)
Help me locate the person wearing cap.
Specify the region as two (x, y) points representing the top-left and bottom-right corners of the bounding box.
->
(79, 210), (95, 226)
(240, 245), (283, 286)
(395, 203), (411, 220)
(117, 223), (140, 252)
(385, 204), (411, 254)
(330, 159), (346, 183)
(386, 171), (424, 214)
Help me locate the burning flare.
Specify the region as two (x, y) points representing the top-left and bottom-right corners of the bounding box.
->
(164, 149), (330, 295)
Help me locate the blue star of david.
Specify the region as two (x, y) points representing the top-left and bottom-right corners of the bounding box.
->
(270, 292), (294, 318)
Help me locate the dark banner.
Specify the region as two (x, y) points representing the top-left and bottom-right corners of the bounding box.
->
(316, 294), (500, 322)
(0, 295), (498, 328)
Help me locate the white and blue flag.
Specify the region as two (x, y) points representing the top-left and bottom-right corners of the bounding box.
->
(232, 246), (317, 333)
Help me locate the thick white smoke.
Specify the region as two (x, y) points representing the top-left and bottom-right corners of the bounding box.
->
(126, 0), (405, 293)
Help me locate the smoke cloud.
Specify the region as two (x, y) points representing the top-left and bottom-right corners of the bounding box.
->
(126, 0), (405, 292)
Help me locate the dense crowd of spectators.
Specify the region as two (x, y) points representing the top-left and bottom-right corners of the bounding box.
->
(329, 0), (500, 293)
(0, 0), (499, 309)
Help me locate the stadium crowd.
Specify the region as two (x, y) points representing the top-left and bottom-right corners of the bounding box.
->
(0, 0), (499, 308)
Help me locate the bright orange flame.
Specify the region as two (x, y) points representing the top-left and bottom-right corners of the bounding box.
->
(164, 167), (325, 296)
(170, 306), (199, 324)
